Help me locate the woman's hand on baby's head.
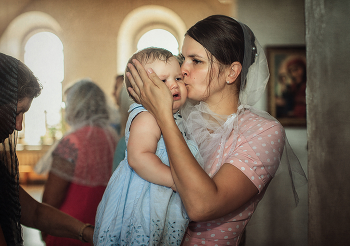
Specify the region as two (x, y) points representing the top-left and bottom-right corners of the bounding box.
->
(127, 60), (152, 102)
(127, 60), (174, 121)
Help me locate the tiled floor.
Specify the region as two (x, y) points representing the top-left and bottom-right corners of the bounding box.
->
(22, 184), (46, 246)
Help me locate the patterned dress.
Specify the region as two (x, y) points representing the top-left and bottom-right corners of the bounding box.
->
(45, 126), (116, 246)
(94, 104), (201, 246)
(181, 112), (285, 246)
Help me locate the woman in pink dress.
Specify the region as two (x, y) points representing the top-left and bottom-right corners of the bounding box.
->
(40, 79), (117, 246)
(127, 15), (307, 245)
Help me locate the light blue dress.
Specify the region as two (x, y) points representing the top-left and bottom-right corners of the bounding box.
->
(94, 103), (201, 246)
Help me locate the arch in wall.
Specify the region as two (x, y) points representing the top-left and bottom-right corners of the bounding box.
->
(0, 11), (64, 145)
(117, 5), (187, 74)
(0, 11), (62, 59)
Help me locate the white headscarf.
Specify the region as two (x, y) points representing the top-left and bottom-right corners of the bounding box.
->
(34, 79), (118, 185)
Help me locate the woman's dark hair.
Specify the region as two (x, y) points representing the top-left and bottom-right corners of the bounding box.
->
(17, 61), (42, 101)
(186, 15), (245, 94)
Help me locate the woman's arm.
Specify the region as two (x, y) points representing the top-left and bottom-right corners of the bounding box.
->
(128, 111), (174, 188)
(127, 60), (258, 221)
(0, 226), (7, 246)
(42, 157), (71, 208)
(157, 116), (258, 221)
(41, 160), (71, 241)
(19, 186), (93, 244)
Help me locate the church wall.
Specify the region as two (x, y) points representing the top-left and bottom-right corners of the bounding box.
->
(0, 0), (231, 97)
(306, 0), (350, 244)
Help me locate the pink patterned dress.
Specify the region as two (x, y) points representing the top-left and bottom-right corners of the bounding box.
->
(181, 113), (285, 246)
(45, 126), (117, 246)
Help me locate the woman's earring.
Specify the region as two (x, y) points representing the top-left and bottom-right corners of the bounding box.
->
(226, 81), (230, 84)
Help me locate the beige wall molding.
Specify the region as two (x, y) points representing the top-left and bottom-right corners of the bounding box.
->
(0, 11), (62, 60)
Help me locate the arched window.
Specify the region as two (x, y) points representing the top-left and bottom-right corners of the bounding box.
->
(116, 5), (186, 74)
(23, 32), (64, 145)
(137, 29), (179, 55)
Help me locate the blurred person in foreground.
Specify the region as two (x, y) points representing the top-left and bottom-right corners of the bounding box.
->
(0, 53), (94, 246)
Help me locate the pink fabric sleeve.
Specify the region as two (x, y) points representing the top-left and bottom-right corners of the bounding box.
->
(224, 121), (285, 193)
(52, 134), (79, 164)
(50, 126), (116, 186)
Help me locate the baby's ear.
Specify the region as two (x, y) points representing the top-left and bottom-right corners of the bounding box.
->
(226, 62), (242, 84)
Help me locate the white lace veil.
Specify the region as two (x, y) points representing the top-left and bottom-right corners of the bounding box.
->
(180, 16), (307, 205)
(34, 79), (117, 185)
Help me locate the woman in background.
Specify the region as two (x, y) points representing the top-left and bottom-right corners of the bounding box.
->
(41, 79), (117, 246)
(0, 53), (94, 246)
